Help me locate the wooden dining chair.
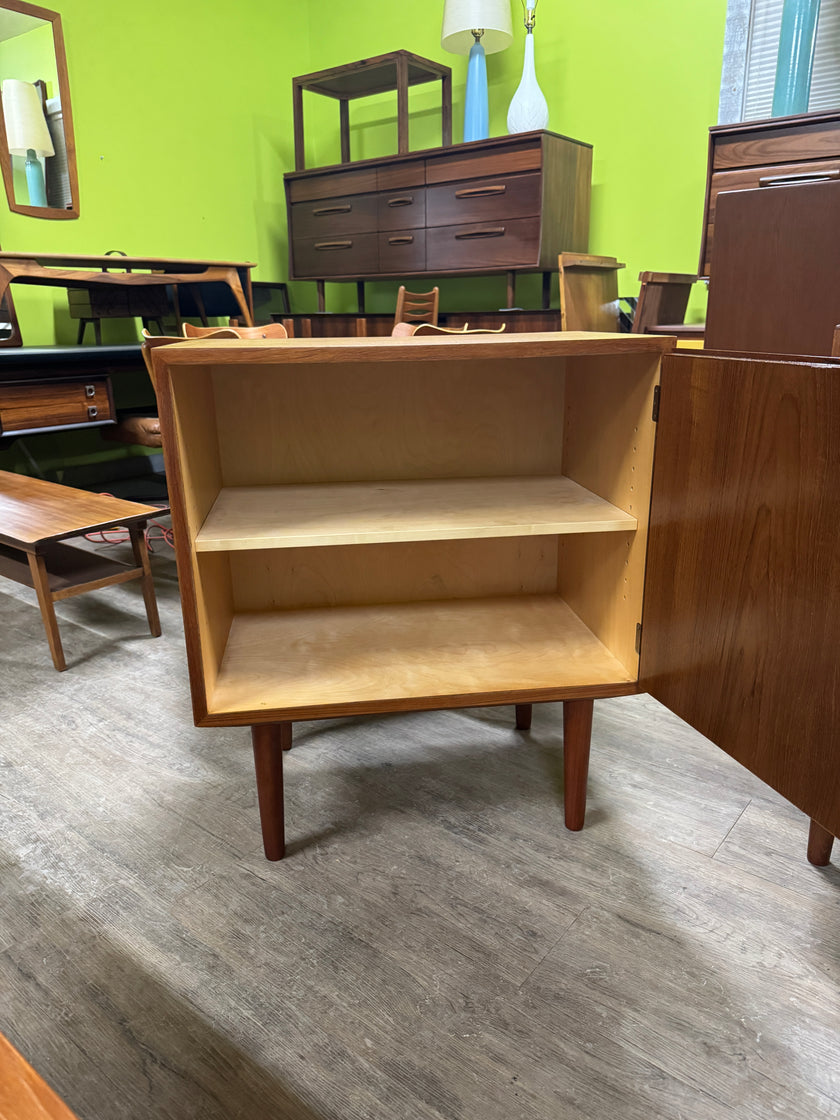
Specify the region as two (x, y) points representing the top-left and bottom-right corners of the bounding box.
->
(182, 322), (288, 339)
(631, 271), (703, 341)
(393, 285), (440, 328)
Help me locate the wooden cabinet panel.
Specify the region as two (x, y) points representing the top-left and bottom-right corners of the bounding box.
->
(0, 377), (113, 434)
(377, 161), (426, 190)
(705, 158), (840, 270)
(291, 233), (379, 278)
(426, 172), (540, 227)
(424, 140), (542, 183)
(427, 218), (540, 271)
(642, 349), (840, 840)
(287, 167), (378, 204)
(378, 230), (426, 273)
(701, 111), (840, 276)
(290, 194), (378, 238)
(377, 188), (426, 231)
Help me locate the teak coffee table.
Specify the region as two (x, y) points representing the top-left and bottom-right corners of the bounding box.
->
(0, 471), (168, 670)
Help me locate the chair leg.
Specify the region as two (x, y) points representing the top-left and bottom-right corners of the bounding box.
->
(515, 703), (533, 730)
(26, 552), (65, 671)
(128, 524), (162, 637)
(252, 722), (291, 860)
(563, 698), (593, 831)
(807, 819), (835, 866)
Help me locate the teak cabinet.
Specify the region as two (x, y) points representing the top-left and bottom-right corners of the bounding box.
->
(699, 109), (840, 276)
(152, 334), (840, 862)
(284, 131), (592, 288)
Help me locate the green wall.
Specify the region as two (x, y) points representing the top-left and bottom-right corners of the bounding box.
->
(1, 0), (727, 342)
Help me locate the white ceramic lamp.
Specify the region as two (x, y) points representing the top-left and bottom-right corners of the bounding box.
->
(442, 0), (513, 142)
(507, 1), (549, 134)
(2, 78), (54, 207)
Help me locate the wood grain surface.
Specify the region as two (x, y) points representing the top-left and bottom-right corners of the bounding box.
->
(642, 349), (840, 839)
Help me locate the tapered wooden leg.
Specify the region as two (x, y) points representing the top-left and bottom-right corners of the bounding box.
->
(515, 703), (533, 730)
(563, 698), (593, 831)
(807, 819), (835, 866)
(128, 525), (162, 637)
(251, 722), (291, 860)
(26, 552), (65, 671)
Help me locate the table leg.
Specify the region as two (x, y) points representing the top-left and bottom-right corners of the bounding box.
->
(219, 268), (254, 327)
(807, 819), (834, 866)
(26, 552), (65, 671)
(515, 703), (533, 730)
(563, 698), (593, 830)
(128, 524), (162, 637)
(252, 722), (291, 860)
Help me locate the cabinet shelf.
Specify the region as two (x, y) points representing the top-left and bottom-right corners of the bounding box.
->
(207, 594), (636, 721)
(194, 476), (637, 553)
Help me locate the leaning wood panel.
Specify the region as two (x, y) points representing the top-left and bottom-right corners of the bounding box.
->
(227, 536), (559, 612)
(205, 594), (637, 724)
(557, 352), (662, 675)
(641, 351), (840, 839)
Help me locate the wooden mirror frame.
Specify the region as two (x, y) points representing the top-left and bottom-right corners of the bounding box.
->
(0, 0), (78, 220)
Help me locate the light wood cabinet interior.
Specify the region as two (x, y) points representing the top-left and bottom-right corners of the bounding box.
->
(156, 334), (667, 725)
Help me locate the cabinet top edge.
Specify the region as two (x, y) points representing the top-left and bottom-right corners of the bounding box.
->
(283, 130), (592, 181)
(151, 332), (676, 369)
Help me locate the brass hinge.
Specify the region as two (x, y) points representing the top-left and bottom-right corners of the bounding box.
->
(635, 622), (642, 654)
(652, 385), (660, 422)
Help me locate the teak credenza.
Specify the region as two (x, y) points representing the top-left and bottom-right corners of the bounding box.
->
(283, 130), (592, 310)
(152, 333), (840, 863)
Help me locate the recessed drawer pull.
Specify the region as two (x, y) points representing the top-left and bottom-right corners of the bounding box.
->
(311, 204), (353, 215)
(84, 384), (96, 398)
(314, 240), (353, 251)
(387, 235), (414, 245)
(87, 405), (98, 419)
(387, 196), (414, 207)
(455, 185), (506, 198)
(759, 169), (840, 187)
(454, 227), (505, 240)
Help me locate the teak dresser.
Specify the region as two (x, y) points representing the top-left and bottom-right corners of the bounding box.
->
(152, 333), (840, 863)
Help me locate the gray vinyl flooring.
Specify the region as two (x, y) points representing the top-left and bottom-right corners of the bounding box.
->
(1, 527), (838, 1120)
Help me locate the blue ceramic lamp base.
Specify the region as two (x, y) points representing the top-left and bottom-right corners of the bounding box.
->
(463, 40), (489, 143)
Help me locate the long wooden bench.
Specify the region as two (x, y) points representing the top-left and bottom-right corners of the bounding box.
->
(0, 470), (168, 670)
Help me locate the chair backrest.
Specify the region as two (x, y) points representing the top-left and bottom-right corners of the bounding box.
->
(394, 285), (440, 326)
(182, 322), (288, 339)
(631, 272), (696, 334)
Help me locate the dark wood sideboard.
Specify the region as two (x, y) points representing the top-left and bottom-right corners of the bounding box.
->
(700, 109), (840, 277)
(284, 129), (592, 310)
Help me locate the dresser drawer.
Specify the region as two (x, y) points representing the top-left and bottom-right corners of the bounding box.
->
(426, 217), (540, 271)
(713, 118), (840, 170)
(427, 172), (541, 227)
(291, 233), (379, 278)
(291, 194), (378, 238)
(377, 188), (426, 231)
(378, 229), (426, 273)
(286, 167), (378, 204)
(425, 139), (542, 183)
(0, 378), (114, 435)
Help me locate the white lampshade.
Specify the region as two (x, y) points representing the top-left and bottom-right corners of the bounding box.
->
(441, 0), (513, 55)
(2, 79), (55, 158)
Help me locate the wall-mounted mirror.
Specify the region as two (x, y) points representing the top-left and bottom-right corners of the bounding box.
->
(0, 0), (77, 219)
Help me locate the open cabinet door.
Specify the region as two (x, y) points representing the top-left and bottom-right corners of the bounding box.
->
(640, 349), (840, 844)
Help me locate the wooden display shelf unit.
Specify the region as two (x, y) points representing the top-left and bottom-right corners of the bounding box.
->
(153, 334), (840, 868)
(153, 332), (667, 856)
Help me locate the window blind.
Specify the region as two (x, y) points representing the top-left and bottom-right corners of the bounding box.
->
(741, 0), (840, 119)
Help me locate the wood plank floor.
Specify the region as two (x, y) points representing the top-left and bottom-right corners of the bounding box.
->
(0, 536), (838, 1120)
